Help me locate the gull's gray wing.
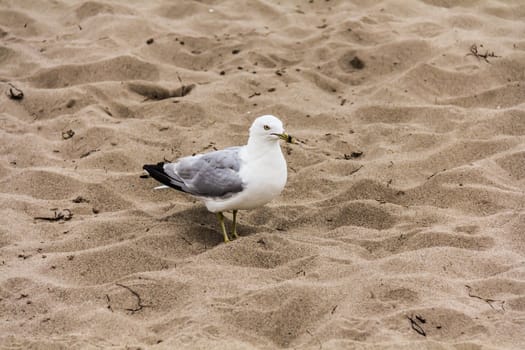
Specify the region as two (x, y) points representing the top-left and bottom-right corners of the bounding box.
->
(163, 147), (244, 198)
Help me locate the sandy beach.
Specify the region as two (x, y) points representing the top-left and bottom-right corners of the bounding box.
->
(1, 0), (525, 348)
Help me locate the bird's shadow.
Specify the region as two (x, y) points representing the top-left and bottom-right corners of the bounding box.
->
(160, 206), (259, 246)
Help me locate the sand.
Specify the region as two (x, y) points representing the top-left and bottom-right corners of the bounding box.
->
(1, 0), (525, 349)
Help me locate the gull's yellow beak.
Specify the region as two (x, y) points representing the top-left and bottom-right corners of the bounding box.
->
(274, 132), (295, 144)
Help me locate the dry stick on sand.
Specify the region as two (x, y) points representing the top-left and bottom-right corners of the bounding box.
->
(34, 209), (72, 222)
(465, 285), (505, 311)
(80, 149), (100, 158)
(105, 294), (113, 312)
(407, 315), (426, 337)
(116, 283), (150, 314)
(176, 73), (194, 97)
(349, 165), (364, 175)
(180, 236), (192, 246)
(427, 168), (446, 180)
(306, 329), (322, 349)
(467, 44), (500, 63)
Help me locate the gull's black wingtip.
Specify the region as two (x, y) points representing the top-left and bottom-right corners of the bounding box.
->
(143, 162), (165, 172)
(143, 162), (184, 192)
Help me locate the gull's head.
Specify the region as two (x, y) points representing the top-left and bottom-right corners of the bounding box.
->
(249, 115), (292, 143)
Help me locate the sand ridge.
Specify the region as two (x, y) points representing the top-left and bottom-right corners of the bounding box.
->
(1, 0), (525, 349)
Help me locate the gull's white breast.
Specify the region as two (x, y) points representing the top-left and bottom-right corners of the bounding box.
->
(203, 144), (287, 212)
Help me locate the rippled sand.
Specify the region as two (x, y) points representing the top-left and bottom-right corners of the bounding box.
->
(1, 1), (525, 349)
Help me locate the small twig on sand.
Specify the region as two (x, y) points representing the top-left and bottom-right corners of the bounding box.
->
(465, 285), (505, 311)
(407, 315), (426, 336)
(349, 165), (364, 175)
(34, 209), (72, 222)
(105, 294), (113, 312)
(177, 73), (184, 93)
(80, 149), (100, 158)
(306, 329), (322, 349)
(415, 315), (426, 324)
(181, 236), (192, 245)
(427, 168), (446, 180)
(116, 283), (149, 314)
(467, 44), (500, 63)
(176, 73), (194, 97)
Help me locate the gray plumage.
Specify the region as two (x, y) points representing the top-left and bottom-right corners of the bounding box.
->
(162, 147), (244, 198)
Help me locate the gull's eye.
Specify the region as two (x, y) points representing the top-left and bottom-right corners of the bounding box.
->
(263, 125), (270, 131)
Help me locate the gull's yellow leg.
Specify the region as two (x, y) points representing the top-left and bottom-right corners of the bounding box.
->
(231, 210), (239, 239)
(216, 212), (230, 243)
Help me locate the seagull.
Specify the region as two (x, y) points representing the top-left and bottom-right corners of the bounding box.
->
(143, 115), (293, 243)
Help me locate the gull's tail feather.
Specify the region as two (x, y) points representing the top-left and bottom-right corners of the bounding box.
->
(143, 162), (185, 192)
